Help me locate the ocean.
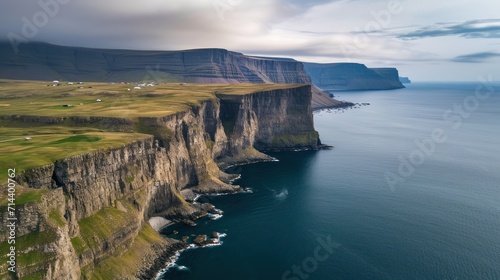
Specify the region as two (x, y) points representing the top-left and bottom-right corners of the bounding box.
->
(158, 82), (500, 280)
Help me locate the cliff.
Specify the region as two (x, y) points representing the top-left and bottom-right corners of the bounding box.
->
(370, 68), (403, 84)
(0, 84), (321, 279)
(399, 77), (412, 84)
(218, 88), (320, 152)
(0, 42), (343, 109)
(303, 62), (405, 91)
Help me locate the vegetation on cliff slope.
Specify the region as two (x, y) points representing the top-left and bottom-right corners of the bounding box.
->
(0, 80), (305, 194)
(0, 79), (316, 279)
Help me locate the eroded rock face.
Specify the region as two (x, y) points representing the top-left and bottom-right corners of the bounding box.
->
(0, 86), (321, 279)
(218, 85), (320, 154)
(0, 189), (81, 279)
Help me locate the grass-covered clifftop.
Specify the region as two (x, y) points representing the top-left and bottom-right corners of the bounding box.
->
(0, 79), (321, 279)
(0, 80), (304, 180)
(0, 79), (303, 118)
(0, 42), (344, 109)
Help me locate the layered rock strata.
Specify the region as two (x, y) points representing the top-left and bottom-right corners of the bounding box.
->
(0, 85), (322, 279)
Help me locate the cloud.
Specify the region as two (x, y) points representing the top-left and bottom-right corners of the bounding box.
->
(285, 0), (349, 9)
(0, 0), (323, 50)
(1, 0), (500, 81)
(397, 19), (500, 40)
(452, 52), (500, 63)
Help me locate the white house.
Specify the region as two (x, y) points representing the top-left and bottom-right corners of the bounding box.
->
(96, 99), (102, 102)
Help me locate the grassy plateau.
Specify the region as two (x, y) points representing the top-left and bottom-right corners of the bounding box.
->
(0, 79), (303, 117)
(0, 79), (306, 278)
(0, 79), (304, 192)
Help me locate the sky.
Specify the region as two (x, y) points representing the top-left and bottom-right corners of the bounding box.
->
(1, 0), (499, 81)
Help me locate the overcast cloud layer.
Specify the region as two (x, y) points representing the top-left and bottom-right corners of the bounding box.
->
(1, 0), (499, 81)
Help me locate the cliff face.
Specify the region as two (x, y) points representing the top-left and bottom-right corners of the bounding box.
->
(370, 68), (402, 83)
(399, 76), (412, 84)
(0, 42), (342, 109)
(218, 86), (320, 154)
(0, 85), (320, 279)
(0, 45), (310, 84)
(303, 62), (405, 91)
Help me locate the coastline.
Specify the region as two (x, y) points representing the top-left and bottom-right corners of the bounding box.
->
(137, 241), (189, 280)
(145, 143), (337, 278)
(312, 100), (355, 112)
(0, 84), (327, 279)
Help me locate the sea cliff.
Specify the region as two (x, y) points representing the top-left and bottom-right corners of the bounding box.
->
(303, 62), (405, 91)
(0, 42), (342, 109)
(0, 84), (321, 279)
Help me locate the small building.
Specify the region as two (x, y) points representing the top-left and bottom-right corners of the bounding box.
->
(96, 99), (102, 102)
(134, 86), (141, 90)
(53, 80), (59, 83)
(67, 82), (74, 85)
(25, 137), (32, 140)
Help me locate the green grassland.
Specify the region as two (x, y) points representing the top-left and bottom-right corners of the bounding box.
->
(0, 80), (306, 278)
(0, 79), (304, 118)
(0, 79), (304, 199)
(0, 126), (150, 181)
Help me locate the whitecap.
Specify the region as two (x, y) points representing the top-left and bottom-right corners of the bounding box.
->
(229, 174), (242, 183)
(275, 189), (289, 200)
(241, 188), (253, 194)
(207, 213), (223, 220)
(155, 233), (228, 279)
(155, 247), (187, 279)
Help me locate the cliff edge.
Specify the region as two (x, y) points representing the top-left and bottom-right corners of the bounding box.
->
(303, 62), (405, 91)
(0, 83), (322, 279)
(0, 42), (343, 109)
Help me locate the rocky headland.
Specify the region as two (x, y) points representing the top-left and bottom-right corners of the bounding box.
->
(0, 42), (343, 110)
(303, 62), (405, 91)
(0, 84), (325, 279)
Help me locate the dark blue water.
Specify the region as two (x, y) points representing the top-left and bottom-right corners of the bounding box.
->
(159, 83), (500, 280)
